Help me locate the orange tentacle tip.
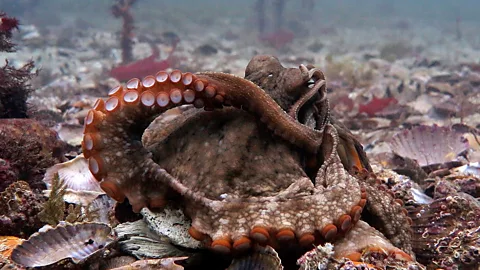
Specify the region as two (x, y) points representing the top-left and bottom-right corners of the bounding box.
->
(232, 236), (252, 252)
(108, 85), (124, 97)
(350, 205), (363, 222)
(84, 110), (105, 128)
(320, 224), (337, 241)
(83, 133), (103, 152)
(337, 214), (352, 232)
(275, 228), (295, 242)
(298, 233), (315, 247)
(100, 180), (125, 202)
(88, 156), (106, 179)
(249, 226), (270, 243)
(188, 226), (206, 241)
(210, 238), (232, 254)
(93, 99), (106, 111)
(358, 198), (367, 208)
(126, 78), (142, 91)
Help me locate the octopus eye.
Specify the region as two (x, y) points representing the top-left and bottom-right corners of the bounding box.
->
(268, 74), (273, 78)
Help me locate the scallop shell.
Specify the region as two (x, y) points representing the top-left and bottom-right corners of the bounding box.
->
(10, 223), (114, 267)
(43, 154), (103, 193)
(227, 245), (283, 270)
(43, 154), (104, 205)
(389, 125), (469, 167)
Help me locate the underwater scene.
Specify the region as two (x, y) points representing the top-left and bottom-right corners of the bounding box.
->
(0, 0), (479, 269)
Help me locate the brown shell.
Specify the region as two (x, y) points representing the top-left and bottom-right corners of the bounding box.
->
(11, 223), (114, 267)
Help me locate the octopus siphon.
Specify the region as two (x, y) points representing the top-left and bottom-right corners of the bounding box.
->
(82, 55), (416, 266)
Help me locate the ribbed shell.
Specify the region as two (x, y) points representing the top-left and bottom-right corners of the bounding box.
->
(227, 246), (283, 270)
(389, 125), (469, 167)
(11, 223), (114, 267)
(43, 154), (104, 193)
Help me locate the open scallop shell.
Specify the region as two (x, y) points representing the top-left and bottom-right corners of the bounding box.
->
(389, 125), (469, 167)
(11, 223), (114, 267)
(43, 154), (104, 205)
(43, 154), (103, 193)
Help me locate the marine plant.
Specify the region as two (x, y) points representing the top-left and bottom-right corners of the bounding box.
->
(39, 173), (97, 226)
(0, 11), (35, 119)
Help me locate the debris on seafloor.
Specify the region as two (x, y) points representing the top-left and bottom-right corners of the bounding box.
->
(10, 222), (115, 268)
(107, 257), (187, 270)
(114, 219), (193, 259)
(0, 181), (44, 237)
(409, 180), (480, 269)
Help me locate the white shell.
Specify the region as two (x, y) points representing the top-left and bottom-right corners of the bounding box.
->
(43, 154), (104, 205)
(389, 125), (469, 167)
(11, 223), (114, 267)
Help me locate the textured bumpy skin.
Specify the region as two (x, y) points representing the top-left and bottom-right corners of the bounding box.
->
(82, 68), (366, 253)
(82, 56), (413, 258)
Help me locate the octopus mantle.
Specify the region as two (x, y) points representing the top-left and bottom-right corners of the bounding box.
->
(82, 55), (413, 261)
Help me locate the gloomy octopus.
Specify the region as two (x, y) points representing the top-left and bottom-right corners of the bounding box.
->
(82, 55), (414, 263)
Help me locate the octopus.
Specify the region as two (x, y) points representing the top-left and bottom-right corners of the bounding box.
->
(82, 55), (415, 265)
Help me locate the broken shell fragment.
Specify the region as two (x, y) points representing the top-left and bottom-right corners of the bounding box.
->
(10, 223), (115, 267)
(109, 257), (187, 270)
(0, 236), (23, 259)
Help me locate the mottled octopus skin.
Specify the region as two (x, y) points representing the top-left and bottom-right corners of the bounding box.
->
(244, 55), (370, 171)
(82, 69), (365, 253)
(82, 57), (413, 260)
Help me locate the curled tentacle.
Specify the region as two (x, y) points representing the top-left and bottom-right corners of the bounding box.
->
(82, 69), (366, 254)
(82, 70), (323, 211)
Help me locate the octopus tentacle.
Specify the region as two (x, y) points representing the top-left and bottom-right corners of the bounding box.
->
(288, 78), (326, 120)
(354, 170), (414, 256)
(184, 124), (366, 253)
(333, 220), (414, 263)
(82, 70), (323, 210)
(196, 71), (323, 150)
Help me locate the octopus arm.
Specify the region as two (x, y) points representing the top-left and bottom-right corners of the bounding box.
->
(186, 125), (367, 253)
(361, 181), (414, 256)
(82, 70), (323, 212)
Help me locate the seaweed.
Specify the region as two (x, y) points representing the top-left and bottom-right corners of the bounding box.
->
(38, 173), (66, 225)
(39, 173), (98, 226)
(0, 11), (36, 119)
